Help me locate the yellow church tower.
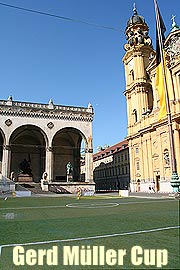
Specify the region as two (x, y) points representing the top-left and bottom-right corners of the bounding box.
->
(123, 5), (180, 193)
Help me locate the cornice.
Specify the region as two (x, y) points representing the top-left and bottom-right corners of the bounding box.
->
(127, 114), (180, 140)
(124, 81), (151, 95)
(0, 100), (94, 122)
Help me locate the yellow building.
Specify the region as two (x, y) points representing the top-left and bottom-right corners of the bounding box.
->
(123, 6), (180, 192)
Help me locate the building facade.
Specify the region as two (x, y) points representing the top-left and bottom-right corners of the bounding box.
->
(123, 6), (180, 192)
(92, 140), (130, 191)
(0, 97), (94, 183)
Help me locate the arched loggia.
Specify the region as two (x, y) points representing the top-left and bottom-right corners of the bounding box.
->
(52, 127), (87, 182)
(9, 125), (47, 182)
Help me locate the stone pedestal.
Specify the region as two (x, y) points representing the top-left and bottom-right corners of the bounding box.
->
(42, 184), (49, 192)
(171, 172), (180, 192)
(119, 190), (129, 197)
(67, 174), (73, 182)
(17, 174), (33, 182)
(41, 179), (49, 191)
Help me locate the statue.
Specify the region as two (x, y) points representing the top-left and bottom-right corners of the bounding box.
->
(66, 162), (73, 182)
(164, 150), (170, 166)
(10, 171), (15, 181)
(66, 162), (73, 175)
(41, 172), (48, 191)
(42, 172), (47, 180)
(19, 159), (32, 175)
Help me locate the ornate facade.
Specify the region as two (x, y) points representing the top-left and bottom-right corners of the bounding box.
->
(0, 97), (94, 183)
(123, 7), (180, 192)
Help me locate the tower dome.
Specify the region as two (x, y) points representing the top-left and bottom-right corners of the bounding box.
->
(126, 4), (146, 29)
(124, 4), (152, 48)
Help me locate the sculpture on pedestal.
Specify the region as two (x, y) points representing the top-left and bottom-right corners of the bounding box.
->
(66, 162), (73, 182)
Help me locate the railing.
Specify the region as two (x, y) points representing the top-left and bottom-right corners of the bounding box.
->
(0, 100), (92, 113)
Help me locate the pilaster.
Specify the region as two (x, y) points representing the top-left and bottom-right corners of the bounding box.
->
(45, 147), (54, 182)
(2, 145), (11, 177)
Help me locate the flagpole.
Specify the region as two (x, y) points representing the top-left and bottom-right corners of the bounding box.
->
(154, 0), (179, 192)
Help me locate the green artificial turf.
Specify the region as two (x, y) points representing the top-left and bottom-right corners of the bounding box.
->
(0, 196), (179, 269)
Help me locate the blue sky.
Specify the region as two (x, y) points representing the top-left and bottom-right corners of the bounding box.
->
(0, 0), (179, 152)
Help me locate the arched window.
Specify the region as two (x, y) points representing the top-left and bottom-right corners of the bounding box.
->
(133, 109), (138, 123)
(130, 70), (134, 81)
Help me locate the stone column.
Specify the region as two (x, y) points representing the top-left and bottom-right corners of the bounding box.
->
(2, 145), (11, 178)
(85, 150), (93, 182)
(45, 147), (53, 183)
(85, 136), (94, 183)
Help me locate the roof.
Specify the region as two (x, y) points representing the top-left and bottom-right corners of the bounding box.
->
(93, 139), (128, 162)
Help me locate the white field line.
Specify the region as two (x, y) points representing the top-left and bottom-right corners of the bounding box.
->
(0, 225), (179, 255)
(0, 205), (66, 210)
(0, 198), (175, 210)
(66, 202), (119, 208)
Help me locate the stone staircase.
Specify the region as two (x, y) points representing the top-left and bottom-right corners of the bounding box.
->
(48, 185), (71, 194)
(18, 183), (53, 194)
(18, 183), (71, 194)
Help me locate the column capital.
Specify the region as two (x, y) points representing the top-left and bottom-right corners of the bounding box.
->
(3, 145), (11, 151)
(46, 147), (53, 152)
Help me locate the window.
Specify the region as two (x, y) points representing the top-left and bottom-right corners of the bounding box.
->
(130, 70), (134, 81)
(136, 161), (140, 171)
(135, 147), (139, 154)
(133, 109), (138, 123)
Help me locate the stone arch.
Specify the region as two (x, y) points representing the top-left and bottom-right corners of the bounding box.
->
(0, 128), (6, 173)
(9, 125), (48, 182)
(52, 127), (88, 182)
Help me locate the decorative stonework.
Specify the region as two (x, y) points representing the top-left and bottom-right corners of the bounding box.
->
(3, 145), (11, 151)
(5, 119), (12, 126)
(165, 30), (180, 67)
(0, 100), (94, 122)
(47, 122), (54, 129)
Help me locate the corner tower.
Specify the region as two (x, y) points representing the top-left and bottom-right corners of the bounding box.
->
(123, 5), (154, 136)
